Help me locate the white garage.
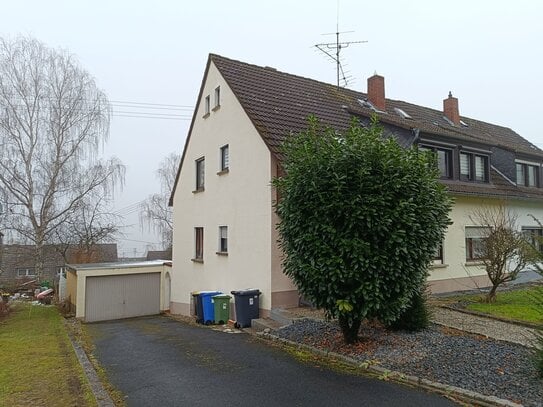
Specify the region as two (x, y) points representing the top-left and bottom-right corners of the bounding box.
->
(66, 260), (172, 322)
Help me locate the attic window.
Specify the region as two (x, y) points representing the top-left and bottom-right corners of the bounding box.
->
(358, 99), (374, 109)
(357, 99), (386, 114)
(213, 86), (221, 110)
(394, 108), (412, 119)
(442, 115), (455, 126)
(204, 95), (210, 116)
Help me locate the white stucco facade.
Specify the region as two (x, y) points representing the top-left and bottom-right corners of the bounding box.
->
(170, 62), (297, 316)
(428, 195), (543, 292)
(170, 57), (543, 315)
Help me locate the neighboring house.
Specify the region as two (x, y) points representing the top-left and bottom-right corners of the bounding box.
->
(146, 249), (172, 261)
(0, 243), (118, 288)
(169, 54), (543, 317)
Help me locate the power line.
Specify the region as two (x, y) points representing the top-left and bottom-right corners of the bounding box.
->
(109, 100), (192, 108)
(116, 237), (158, 244)
(110, 103), (192, 111)
(112, 200), (146, 215)
(112, 110), (191, 118)
(112, 114), (190, 121)
(1, 94), (195, 121)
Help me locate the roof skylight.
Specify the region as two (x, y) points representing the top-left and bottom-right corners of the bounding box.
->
(394, 107), (412, 119)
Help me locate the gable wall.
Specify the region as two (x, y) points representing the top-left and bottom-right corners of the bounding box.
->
(171, 62), (276, 315)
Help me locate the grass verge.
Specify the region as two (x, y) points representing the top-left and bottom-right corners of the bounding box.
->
(0, 302), (96, 406)
(450, 285), (543, 325)
(70, 321), (127, 406)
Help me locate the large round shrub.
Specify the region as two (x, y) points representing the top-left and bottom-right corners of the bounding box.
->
(273, 116), (451, 343)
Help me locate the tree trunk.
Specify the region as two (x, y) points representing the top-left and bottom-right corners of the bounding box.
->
(35, 230), (45, 282)
(485, 284), (499, 303)
(338, 314), (362, 344)
(35, 243), (44, 282)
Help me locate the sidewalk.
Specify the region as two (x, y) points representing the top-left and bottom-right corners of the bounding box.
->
(432, 307), (539, 348)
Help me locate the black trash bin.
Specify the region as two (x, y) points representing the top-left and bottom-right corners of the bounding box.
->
(193, 291), (219, 324)
(231, 289), (261, 328)
(193, 292), (204, 323)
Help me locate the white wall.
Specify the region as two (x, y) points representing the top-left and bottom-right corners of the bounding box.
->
(171, 62), (276, 314)
(429, 195), (543, 290)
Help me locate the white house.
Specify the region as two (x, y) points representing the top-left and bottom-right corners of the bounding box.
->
(169, 54), (543, 317)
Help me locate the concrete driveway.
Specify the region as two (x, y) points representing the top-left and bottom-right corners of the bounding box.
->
(87, 316), (457, 407)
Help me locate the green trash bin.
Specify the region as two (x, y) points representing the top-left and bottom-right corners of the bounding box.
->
(212, 294), (231, 324)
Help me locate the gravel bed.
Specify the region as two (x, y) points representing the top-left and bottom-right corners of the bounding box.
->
(277, 319), (542, 406)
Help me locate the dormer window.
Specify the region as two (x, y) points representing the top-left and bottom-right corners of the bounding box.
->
(516, 162), (539, 187)
(420, 145), (453, 179)
(460, 152), (489, 182)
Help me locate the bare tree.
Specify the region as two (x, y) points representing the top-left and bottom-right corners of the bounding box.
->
(471, 204), (539, 302)
(0, 36), (124, 279)
(51, 194), (121, 263)
(140, 153), (180, 249)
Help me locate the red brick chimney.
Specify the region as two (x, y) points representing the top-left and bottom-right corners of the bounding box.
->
(443, 91), (460, 125)
(367, 74), (385, 111)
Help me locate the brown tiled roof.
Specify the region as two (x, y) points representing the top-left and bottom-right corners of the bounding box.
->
(442, 169), (543, 200)
(169, 54), (543, 204)
(211, 54), (543, 159)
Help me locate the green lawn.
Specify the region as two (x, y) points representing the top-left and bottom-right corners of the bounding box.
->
(463, 286), (543, 325)
(0, 302), (96, 406)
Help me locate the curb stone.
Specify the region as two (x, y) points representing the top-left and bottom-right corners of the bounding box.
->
(256, 331), (523, 407)
(63, 320), (115, 407)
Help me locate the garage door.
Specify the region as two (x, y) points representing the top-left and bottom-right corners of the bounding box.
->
(85, 273), (161, 322)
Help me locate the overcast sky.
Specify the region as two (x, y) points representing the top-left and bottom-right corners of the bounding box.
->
(1, 0), (542, 256)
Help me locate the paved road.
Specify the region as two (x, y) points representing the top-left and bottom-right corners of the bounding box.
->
(87, 316), (457, 407)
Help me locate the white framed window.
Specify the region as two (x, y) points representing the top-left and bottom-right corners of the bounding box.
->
(204, 95), (210, 116)
(17, 268), (36, 277)
(195, 157), (205, 191)
(218, 226), (228, 253)
(220, 145), (229, 172)
(465, 226), (490, 260)
(214, 86), (221, 109)
(522, 227), (543, 252)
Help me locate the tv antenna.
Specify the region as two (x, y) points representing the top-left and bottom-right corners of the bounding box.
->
(314, 2), (367, 88)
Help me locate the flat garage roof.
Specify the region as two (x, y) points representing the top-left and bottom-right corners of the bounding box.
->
(67, 260), (172, 274)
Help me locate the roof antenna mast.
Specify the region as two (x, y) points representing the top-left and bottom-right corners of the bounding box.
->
(314, 0), (367, 88)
